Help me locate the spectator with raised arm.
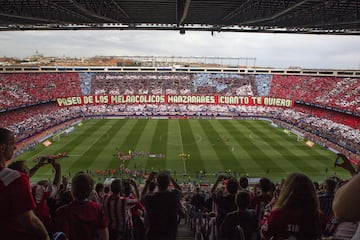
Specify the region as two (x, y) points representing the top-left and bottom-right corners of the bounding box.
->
(332, 155), (360, 239)
(142, 171), (182, 240)
(211, 175), (239, 229)
(122, 178), (144, 240)
(334, 153), (359, 176)
(0, 128), (49, 240)
(8, 156), (61, 235)
(103, 179), (140, 240)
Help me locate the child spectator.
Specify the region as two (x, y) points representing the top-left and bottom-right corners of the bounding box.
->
(54, 172), (108, 240)
(220, 190), (259, 240)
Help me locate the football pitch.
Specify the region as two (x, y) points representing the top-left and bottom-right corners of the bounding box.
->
(16, 119), (348, 183)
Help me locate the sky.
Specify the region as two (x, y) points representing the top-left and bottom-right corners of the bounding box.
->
(1, 30), (360, 70)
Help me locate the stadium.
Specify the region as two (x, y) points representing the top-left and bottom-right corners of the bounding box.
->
(1, 1), (360, 240)
(2, 65), (360, 183)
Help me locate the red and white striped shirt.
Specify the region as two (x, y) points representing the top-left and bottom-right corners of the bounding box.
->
(103, 194), (138, 232)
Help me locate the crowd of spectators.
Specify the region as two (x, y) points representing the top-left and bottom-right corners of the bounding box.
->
(2, 126), (360, 240)
(0, 73), (82, 109)
(75, 72), (360, 116)
(276, 108), (360, 154)
(269, 75), (360, 114)
(88, 72), (257, 96)
(294, 105), (359, 129)
(1, 103), (83, 142)
(89, 72), (193, 95)
(1, 72), (358, 115)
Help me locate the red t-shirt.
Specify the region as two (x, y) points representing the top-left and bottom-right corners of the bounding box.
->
(0, 168), (37, 240)
(55, 200), (108, 240)
(261, 208), (325, 240)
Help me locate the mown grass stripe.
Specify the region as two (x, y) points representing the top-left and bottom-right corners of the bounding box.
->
(199, 120), (238, 171)
(187, 121), (219, 177)
(69, 119), (127, 171)
(92, 121), (132, 171)
(26, 120), (107, 176)
(180, 120), (205, 173)
(230, 120), (286, 174)
(261, 123), (332, 160)
(121, 119), (156, 171)
(28, 120), (104, 160)
(261, 124), (333, 170)
(214, 120), (251, 173)
(243, 121), (321, 174)
(122, 119), (149, 168)
(145, 119), (168, 171)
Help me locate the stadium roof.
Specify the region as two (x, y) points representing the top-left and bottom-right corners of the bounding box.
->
(0, 0), (360, 35)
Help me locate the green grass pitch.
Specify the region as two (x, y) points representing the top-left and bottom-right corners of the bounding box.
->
(16, 119), (348, 184)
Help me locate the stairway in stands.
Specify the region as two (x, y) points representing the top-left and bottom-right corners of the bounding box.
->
(177, 221), (194, 240)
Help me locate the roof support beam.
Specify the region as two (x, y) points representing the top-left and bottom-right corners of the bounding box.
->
(108, 0), (130, 20)
(0, 12), (66, 24)
(236, 0), (310, 25)
(177, 0), (191, 26)
(45, 1), (91, 22)
(222, 0), (252, 23)
(67, 0), (117, 22)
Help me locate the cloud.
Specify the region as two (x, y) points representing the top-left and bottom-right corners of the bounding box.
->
(0, 30), (359, 69)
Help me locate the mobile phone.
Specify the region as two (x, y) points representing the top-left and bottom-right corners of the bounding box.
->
(47, 158), (55, 164)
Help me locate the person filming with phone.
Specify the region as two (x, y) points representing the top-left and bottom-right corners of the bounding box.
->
(334, 153), (360, 176)
(8, 155), (62, 235)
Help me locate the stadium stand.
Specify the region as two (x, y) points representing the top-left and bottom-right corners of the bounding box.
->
(0, 73), (81, 109)
(269, 75), (360, 113)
